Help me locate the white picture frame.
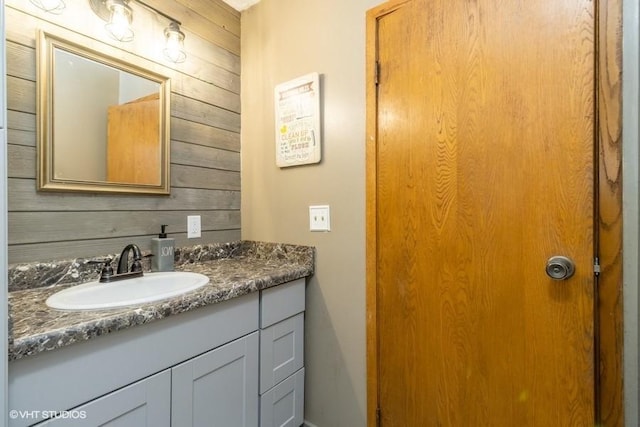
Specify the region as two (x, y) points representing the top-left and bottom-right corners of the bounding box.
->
(274, 72), (321, 167)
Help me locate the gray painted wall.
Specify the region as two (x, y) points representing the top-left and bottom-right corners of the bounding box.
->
(241, 1), (382, 426)
(623, 0), (639, 424)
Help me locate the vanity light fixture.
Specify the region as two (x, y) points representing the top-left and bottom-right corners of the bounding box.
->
(29, 0), (65, 14)
(88, 0), (187, 63)
(163, 21), (186, 63)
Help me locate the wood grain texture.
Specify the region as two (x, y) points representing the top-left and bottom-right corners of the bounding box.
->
(7, 129), (32, 148)
(6, 76), (34, 114)
(171, 94), (240, 133)
(596, 0), (624, 424)
(171, 164), (240, 191)
(107, 94), (161, 185)
(171, 140), (240, 171)
(6, 41), (36, 81)
(171, 117), (240, 152)
(8, 136), (240, 178)
(156, 0), (240, 37)
(7, 111), (35, 132)
(8, 178), (240, 211)
(7, 145), (34, 179)
(8, 230), (241, 264)
(9, 210), (240, 244)
(171, 74), (240, 113)
(4, 0), (241, 264)
(368, 0), (599, 425)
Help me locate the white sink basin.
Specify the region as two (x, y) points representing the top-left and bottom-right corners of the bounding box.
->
(46, 271), (210, 310)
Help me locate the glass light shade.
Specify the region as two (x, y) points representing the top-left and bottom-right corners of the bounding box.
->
(30, 0), (65, 14)
(163, 22), (187, 63)
(105, 0), (134, 42)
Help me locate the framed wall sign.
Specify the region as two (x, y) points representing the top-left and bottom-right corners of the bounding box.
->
(274, 72), (321, 167)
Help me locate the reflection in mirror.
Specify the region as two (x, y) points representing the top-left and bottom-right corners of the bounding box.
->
(37, 30), (171, 194)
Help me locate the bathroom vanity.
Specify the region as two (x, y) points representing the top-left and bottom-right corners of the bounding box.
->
(7, 241), (313, 427)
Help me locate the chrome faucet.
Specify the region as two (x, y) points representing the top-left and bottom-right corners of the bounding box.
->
(89, 243), (144, 283)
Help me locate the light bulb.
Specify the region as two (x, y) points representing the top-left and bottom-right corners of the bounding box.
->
(105, 0), (134, 42)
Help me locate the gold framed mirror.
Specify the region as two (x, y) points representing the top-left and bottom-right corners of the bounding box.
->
(37, 29), (171, 195)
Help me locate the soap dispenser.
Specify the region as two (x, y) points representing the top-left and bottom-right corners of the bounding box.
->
(151, 224), (175, 272)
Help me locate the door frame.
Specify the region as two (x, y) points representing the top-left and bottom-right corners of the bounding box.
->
(364, 0), (624, 425)
(622, 0), (640, 423)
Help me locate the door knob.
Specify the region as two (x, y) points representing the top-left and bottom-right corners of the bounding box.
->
(545, 256), (576, 280)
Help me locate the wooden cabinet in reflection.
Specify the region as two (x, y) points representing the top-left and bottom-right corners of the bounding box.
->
(107, 93), (161, 186)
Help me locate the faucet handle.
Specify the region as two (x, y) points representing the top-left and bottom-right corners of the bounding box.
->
(88, 257), (114, 282)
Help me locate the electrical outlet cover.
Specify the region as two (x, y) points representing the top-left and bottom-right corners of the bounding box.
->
(187, 215), (201, 238)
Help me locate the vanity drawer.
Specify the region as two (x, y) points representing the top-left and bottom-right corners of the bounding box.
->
(36, 369), (171, 426)
(260, 368), (304, 427)
(260, 278), (305, 328)
(260, 312), (304, 394)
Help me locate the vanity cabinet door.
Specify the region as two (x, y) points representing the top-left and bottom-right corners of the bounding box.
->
(259, 313), (304, 394)
(172, 332), (259, 427)
(36, 369), (171, 426)
(260, 368), (304, 427)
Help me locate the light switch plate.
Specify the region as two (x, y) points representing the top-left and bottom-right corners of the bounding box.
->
(309, 205), (330, 231)
(187, 215), (201, 238)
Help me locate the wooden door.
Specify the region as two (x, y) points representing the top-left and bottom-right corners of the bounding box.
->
(107, 93), (161, 186)
(367, 0), (597, 425)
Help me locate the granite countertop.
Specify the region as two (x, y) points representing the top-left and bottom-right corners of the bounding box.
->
(8, 241), (314, 362)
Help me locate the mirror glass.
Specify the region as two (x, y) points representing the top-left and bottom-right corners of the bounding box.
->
(37, 30), (171, 194)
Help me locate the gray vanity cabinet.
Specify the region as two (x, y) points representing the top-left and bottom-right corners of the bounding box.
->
(171, 332), (259, 427)
(10, 278), (307, 427)
(37, 370), (171, 426)
(259, 279), (305, 427)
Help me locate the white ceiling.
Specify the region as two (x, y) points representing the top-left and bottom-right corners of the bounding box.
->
(220, 0), (261, 11)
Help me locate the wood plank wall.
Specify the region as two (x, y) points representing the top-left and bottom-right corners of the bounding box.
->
(5, 0), (241, 263)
